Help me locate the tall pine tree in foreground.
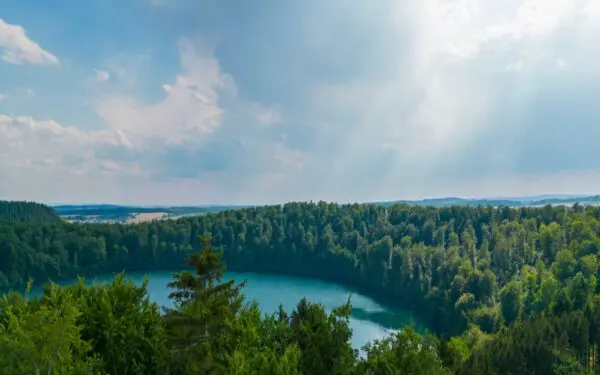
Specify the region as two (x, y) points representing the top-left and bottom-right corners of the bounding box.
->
(163, 234), (247, 374)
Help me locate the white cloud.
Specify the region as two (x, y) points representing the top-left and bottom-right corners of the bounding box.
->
(384, 0), (581, 153)
(0, 18), (59, 65)
(94, 69), (110, 82)
(0, 114), (133, 179)
(0, 93), (7, 102)
(103, 53), (150, 89)
(409, 0), (575, 61)
(555, 58), (568, 70)
(258, 107), (282, 125)
(0, 114), (131, 147)
(245, 0), (600, 203)
(94, 38), (229, 146)
(506, 61), (524, 73)
(100, 160), (123, 172)
(0, 112), (148, 202)
(3, 0), (600, 204)
(0, 35), (295, 204)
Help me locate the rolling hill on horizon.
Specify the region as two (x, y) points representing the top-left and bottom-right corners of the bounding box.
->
(38, 194), (600, 224)
(49, 193), (600, 210)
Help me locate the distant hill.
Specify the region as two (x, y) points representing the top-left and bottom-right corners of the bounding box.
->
(0, 201), (60, 222)
(499, 194), (583, 203)
(53, 204), (167, 217)
(43, 194), (600, 224)
(375, 194), (600, 208)
(50, 195), (600, 223)
(52, 204), (249, 216)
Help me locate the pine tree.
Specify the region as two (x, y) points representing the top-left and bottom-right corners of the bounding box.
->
(163, 234), (247, 374)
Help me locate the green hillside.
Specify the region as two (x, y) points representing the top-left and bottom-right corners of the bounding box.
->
(0, 201), (60, 222)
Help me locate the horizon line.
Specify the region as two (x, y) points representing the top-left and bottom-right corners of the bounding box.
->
(39, 193), (600, 208)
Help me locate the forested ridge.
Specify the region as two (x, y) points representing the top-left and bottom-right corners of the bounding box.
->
(2, 200), (600, 373)
(0, 200), (60, 223)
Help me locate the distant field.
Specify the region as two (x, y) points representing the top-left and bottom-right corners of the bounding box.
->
(126, 212), (169, 223)
(53, 204), (244, 224)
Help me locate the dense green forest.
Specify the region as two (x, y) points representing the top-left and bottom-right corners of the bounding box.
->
(0, 235), (451, 374)
(2, 200), (600, 373)
(0, 201), (61, 222)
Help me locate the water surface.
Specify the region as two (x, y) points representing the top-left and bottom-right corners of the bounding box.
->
(30, 271), (424, 350)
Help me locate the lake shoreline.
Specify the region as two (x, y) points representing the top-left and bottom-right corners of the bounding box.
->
(12, 264), (431, 336)
(19, 268), (425, 351)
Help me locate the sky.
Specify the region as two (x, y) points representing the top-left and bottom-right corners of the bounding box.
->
(1, 0), (600, 205)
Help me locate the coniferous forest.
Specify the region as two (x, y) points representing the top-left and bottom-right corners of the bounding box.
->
(2, 200), (600, 374)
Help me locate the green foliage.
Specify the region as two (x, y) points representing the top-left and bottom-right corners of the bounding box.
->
(0, 200), (60, 223)
(466, 311), (594, 374)
(357, 327), (449, 374)
(228, 303), (302, 375)
(163, 234), (247, 374)
(287, 297), (356, 374)
(4, 200), (600, 373)
(0, 284), (101, 374)
(499, 281), (522, 325)
(67, 275), (168, 374)
(0, 233), (453, 374)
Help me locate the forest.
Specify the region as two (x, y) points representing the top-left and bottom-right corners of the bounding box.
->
(2, 200), (600, 374)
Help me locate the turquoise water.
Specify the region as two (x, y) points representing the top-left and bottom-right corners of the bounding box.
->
(29, 271), (424, 350)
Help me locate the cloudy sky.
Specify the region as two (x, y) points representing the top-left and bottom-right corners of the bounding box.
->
(0, 0), (599, 205)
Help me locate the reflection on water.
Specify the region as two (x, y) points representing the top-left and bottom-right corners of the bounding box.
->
(350, 306), (424, 334)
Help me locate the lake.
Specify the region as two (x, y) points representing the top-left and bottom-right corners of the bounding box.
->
(29, 271), (424, 350)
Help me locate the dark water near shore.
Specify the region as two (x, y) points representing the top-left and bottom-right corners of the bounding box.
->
(29, 271), (425, 350)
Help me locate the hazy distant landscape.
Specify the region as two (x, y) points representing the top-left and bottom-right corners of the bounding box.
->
(54, 204), (252, 223)
(52, 194), (600, 224)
